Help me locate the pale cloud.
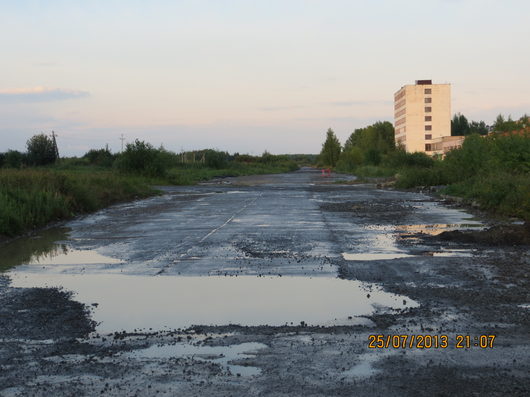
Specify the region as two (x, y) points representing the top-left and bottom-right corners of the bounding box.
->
(0, 87), (89, 103)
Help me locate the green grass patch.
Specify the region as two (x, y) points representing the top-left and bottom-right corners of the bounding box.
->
(165, 162), (298, 185)
(442, 173), (530, 220)
(0, 169), (155, 237)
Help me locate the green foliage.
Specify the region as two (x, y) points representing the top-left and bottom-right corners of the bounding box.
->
(444, 173), (530, 220)
(493, 114), (519, 133)
(451, 113), (470, 136)
(344, 122), (395, 154)
(84, 148), (115, 167)
(165, 161), (298, 185)
(204, 149), (230, 169)
(336, 147), (363, 170)
(469, 120), (489, 135)
(337, 121), (395, 171)
(3, 150), (27, 168)
(351, 165), (395, 178)
(384, 150), (435, 168)
(452, 113), (489, 136)
(115, 139), (170, 177)
(26, 133), (58, 166)
(0, 169), (154, 237)
(318, 128), (341, 167)
(395, 166), (449, 188)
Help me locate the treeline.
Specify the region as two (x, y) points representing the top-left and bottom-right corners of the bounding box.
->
(0, 135), (299, 178)
(317, 113), (530, 221)
(451, 113), (529, 136)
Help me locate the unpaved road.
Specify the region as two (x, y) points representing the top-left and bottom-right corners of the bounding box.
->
(1, 168), (529, 396)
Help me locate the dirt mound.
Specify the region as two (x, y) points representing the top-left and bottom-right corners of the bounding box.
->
(320, 200), (412, 214)
(438, 223), (530, 246)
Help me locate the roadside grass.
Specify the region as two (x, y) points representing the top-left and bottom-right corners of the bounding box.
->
(0, 169), (155, 237)
(441, 173), (530, 221)
(165, 162), (298, 185)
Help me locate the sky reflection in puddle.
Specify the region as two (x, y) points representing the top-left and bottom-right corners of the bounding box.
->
(9, 273), (418, 333)
(129, 342), (266, 376)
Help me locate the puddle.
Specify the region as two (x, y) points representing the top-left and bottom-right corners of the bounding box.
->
(129, 342), (266, 376)
(343, 249), (473, 261)
(8, 273), (418, 333)
(396, 223), (483, 237)
(343, 253), (415, 261)
(0, 228), (70, 272)
(25, 249), (124, 266)
(343, 223), (479, 261)
(422, 249), (473, 257)
(344, 352), (391, 378)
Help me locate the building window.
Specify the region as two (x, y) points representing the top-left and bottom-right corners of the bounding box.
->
(425, 116), (432, 121)
(425, 97), (432, 103)
(425, 134), (432, 140)
(425, 125), (432, 131)
(425, 106), (432, 112)
(425, 144), (432, 151)
(424, 88), (432, 94)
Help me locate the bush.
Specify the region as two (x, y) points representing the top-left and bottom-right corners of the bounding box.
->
(3, 150), (27, 168)
(115, 139), (170, 177)
(84, 148), (115, 167)
(364, 149), (381, 165)
(384, 150), (434, 168)
(26, 133), (58, 166)
(204, 149), (230, 169)
(395, 166), (449, 188)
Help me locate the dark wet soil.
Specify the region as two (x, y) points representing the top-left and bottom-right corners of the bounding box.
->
(437, 223), (530, 246)
(1, 169), (529, 396)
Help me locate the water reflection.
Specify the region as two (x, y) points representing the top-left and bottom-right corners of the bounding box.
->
(0, 227), (69, 272)
(9, 274), (418, 333)
(130, 342), (267, 376)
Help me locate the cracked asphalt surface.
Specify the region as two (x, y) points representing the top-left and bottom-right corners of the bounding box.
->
(1, 168), (529, 396)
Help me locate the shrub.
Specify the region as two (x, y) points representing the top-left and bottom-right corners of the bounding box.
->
(3, 150), (27, 168)
(115, 139), (169, 177)
(84, 148), (115, 167)
(26, 133), (58, 166)
(204, 149), (230, 169)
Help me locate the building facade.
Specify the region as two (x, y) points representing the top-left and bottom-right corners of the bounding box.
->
(394, 80), (451, 155)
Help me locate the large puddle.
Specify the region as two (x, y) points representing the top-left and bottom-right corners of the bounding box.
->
(9, 272), (417, 333)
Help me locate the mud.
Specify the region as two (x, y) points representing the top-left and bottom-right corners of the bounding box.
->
(437, 223), (530, 246)
(1, 168), (529, 396)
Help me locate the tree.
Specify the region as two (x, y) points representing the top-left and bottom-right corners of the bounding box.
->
(469, 121), (489, 135)
(26, 133), (58, 166)
(493, 114), (518, 133)
(319, 128), (341, 167)
(451, 113), (470, 136)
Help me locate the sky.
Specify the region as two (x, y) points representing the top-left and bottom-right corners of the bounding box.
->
(1, 0), (529, 156)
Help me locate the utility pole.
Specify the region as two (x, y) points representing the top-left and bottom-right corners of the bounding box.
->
(120, 134), (125, 152)
(51, 130), (59, 159)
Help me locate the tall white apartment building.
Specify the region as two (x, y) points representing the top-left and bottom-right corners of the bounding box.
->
(394, 80), (451, 154)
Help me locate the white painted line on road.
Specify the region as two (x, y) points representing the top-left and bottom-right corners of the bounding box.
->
(199, 193), (262, 243)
